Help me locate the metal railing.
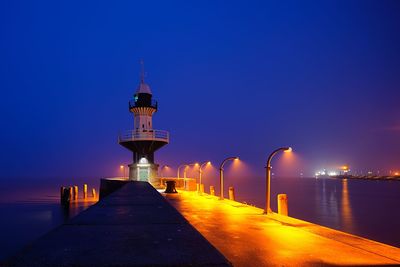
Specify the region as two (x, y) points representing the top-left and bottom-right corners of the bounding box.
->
(129, 99), (158, 109)
(118, 129), (169, 143)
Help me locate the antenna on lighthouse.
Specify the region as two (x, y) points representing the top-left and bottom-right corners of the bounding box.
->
(140, 59), (146, 83)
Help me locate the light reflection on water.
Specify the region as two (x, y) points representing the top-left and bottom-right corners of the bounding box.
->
(341, 179), (354, 232)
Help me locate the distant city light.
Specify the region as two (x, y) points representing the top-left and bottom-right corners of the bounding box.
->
(315, 170), (339, 177)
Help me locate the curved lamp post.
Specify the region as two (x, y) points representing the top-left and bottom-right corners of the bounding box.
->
(177, 164), (187, 178)
(177, 162), (199, 190)
(264, 147), (292, 214)
(185, 163), (199, 178)
(177, 163), (199, 178)
(219, 157), (239, 200)
(198, 161), (211, 193)
(160, 165), (170, 177)
(120, 165), (126, 179)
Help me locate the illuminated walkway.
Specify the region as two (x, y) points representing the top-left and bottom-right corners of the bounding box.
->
(164, 191), (400, 266)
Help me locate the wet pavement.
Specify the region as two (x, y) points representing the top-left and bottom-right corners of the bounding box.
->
(163, 191), (400, 266)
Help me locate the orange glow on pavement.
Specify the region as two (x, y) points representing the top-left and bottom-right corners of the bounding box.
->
(163, 191), (400, 266)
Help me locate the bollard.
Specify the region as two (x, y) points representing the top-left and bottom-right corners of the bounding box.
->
(196, 183), (200, 192)
(210, 185), (215, 196)
(73, 186), (78, 200)
(60, 186), (65, 203)
(165, 181), (178, 193)
(277, 194), (288, 216)
(228, 187), (235, 201)
(92, 188), (97, 199)
(83, 184), (88, 199)
(61, 187), (71, 206)
(200, 184), (204, 194)
(69, 187), (73, 200)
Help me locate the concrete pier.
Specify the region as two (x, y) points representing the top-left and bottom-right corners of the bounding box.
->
(4, 182), (231, 267)
(164, 191), (400, 266)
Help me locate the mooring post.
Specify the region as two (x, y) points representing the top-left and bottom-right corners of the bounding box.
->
(228, 187), (235, 201)
(60, 186), (65, 202)
(63, 188), (70, 205)
(61, 187), (71, 206)
(69, 187), (73, 200)
(83, 184), (88, 199)
(165, 181), (178, 193)
(200, 184), (204, 194)
(73, 186), (78, 200)
(210, 185), (215, 196)
(277, 194), (288, 216)
(92, 188), (96, 199)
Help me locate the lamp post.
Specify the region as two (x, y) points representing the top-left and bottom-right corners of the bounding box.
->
(219, 157), (239, 200)
(160, 165), (169, 177)
(120, 165), (126, 179)
(177, 163), (199, 178)
(264, 147), (292, 214)
(177, 162), (199, 190)
(198, 161), (211, 193)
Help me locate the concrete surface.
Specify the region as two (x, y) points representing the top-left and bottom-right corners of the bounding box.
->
(4, 182), (231, 267)
(164, 190), (400, 267)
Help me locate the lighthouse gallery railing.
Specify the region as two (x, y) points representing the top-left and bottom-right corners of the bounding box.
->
(118, 129), (169, 143)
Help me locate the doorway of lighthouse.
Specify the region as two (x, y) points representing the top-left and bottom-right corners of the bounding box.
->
(137, 157), (150, 181)
(138, 167), (149, 181)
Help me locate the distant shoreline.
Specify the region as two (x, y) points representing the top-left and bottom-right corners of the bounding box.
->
(320, 175), (400, 181)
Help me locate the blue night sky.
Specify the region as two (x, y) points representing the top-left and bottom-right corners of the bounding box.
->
(1, 1), (400, 180)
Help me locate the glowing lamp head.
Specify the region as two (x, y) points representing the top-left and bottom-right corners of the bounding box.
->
(234, 157), (239, 161)
(207, 161), (211, 165)
(195, 163), (199, 167)
(120, 165), (124, 169)
(284, 147), (292, 153)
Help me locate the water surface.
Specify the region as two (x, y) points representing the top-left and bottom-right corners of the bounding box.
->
(0, 178), (97, 261)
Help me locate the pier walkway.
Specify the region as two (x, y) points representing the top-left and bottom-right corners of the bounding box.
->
(4, 182), (230, 267)
(164, 190), (400, 266)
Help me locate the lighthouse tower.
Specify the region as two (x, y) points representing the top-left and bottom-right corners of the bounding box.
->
(118, 62), (169, 182)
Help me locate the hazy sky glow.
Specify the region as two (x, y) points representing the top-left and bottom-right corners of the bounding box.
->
(1, 1), (400, 180)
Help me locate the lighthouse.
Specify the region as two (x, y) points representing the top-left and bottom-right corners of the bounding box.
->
(118, 62), (169, 182)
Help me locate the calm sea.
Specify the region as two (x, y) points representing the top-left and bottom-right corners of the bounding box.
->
(0, 178), (99, 261)
(0, 176), (399, 261)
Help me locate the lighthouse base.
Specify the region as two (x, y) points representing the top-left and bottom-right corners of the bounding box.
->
(128, 162), (159, 183)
